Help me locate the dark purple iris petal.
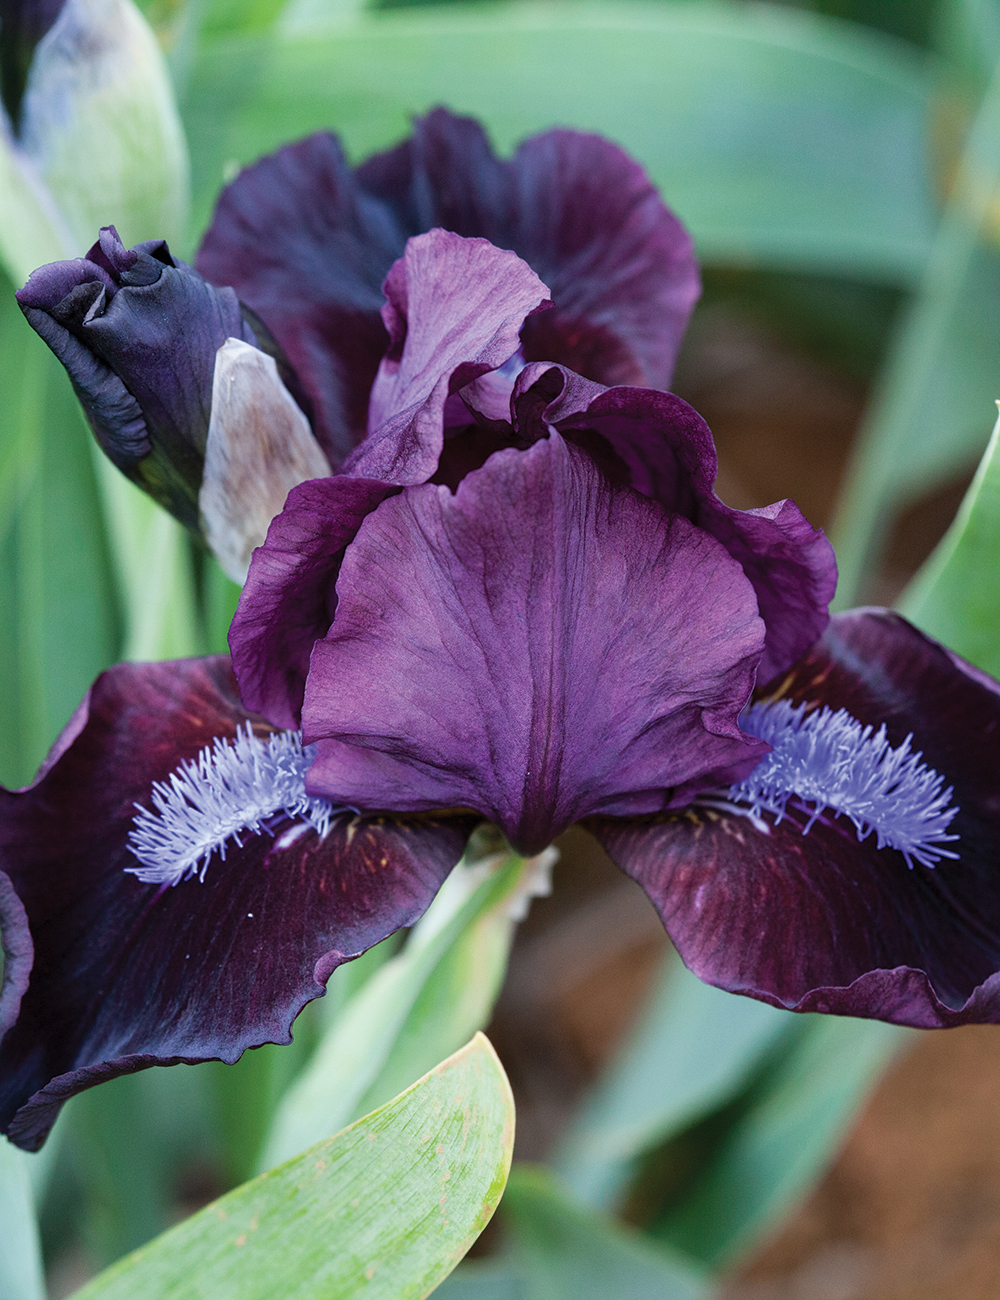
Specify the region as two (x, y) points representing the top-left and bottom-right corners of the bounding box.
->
(0, 656), (472, 1151)
(591, 610), (1000, 1028)
(196, 109), (698, 460)
(357, 108), (699, 389)
(230, 475), (398, 729)
(343, 230), (551, 484)
(303, 433), (767, 856)
(196, 133), (405, 468)
(17, 227), (257, 529)
(509, 369), (836, 681)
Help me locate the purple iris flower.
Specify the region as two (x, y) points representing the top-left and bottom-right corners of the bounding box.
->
(2, 116), (1000, 1159)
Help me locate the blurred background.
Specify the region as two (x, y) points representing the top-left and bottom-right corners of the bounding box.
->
(4, 0), (1000, 1297)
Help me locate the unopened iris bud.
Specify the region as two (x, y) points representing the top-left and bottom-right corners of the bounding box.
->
(0, 0), (65, 129)
(17, 225), (265, 529)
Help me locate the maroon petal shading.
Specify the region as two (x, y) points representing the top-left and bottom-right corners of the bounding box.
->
(516, 372), (837, 681)
(0, 657), (472, 1150)
(343, 230), (551, 484)
(230, 475), (397, 729)
(196, 110), (700, 465)
(196, 132), (405, 467)
(358, 108), (700, 388)
(303, 434), (767, 856)
(591, 610), (1000, 1029)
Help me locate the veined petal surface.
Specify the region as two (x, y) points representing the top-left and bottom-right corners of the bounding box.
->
(196, 109), (699, 463)
(0, 657), (471, 1150)
(592, 611), (1000, 1028)
(304, 434), (766, 855)
(231, 475), (397, 729)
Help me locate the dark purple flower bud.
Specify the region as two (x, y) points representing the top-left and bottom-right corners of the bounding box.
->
(0, 0), (64, 127)
(0, 655), (473, 1150)
(195, 108), (699, 467)
(16, 226), (260, 529)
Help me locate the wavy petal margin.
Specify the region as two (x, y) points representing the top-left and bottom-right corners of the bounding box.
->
(0, 657), (471, 1149)
(592, 610), (1000, 1028)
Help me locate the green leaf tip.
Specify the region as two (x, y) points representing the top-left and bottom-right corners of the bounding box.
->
(899, 406), (1000, 677)
(68, 1033), (514, 1300)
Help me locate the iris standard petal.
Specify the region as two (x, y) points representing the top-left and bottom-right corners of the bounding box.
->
(0, 656), (472, 1151)
(196, 132), (406, 466)
(303, 433), (767, 856)
(196, 109), (700, 461)
(591, 610), (1000, 1029)
(526, 375), (837, 680)
(230, 475), (398, 729)
(358, 108), (700, 388)
(17, 226), (257, 528)
(344, 230), (551, 484)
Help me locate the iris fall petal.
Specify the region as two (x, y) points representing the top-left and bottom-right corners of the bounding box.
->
(591, 610), (1000, 1028)
(0, 656), (472, 1151)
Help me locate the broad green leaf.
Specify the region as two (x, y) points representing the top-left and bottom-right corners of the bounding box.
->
(0, 1140), (45, 1300)
(279, 0), (372, 34)
(432, 1261), (523, 1300)
(92, 459), (202, 660)
(0, 129), (75, 286)
(0, 276), (42, 552)
(937, 0), (1000, 90)
(184, 2), (935, 281)
(649, 1015), (908, 1268)
(262, 849), (553, 1169)
(502, 1166), (708, 1300)
(201, 556), (243, 654)
(556, 954), (792, 1210)
(66, 1077), (173, 1266)
(70, 1034), (515, 1300)
(831, 56), (1000, 604)
(898, 406), (1000, 674)
(202, 0), (290, 34)
(0, 288), (120, 786)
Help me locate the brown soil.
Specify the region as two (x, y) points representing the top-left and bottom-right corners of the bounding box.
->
(722, 1026), (1000, 1300)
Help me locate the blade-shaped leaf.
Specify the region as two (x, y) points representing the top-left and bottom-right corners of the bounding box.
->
(0, 282), (120, 786)
(184, 2), (935, 282)
(93, 461), (202, 662)
(648, 1015), (909, 1269)
(70, 1033), (514, 1300)
(262, 849), (553, 1169)
(0, 1139), (45, 1300)
(898, 406), (1000, 675)
(432, 1261), (523, 1300)
(831, 57), (1000, 604)
(502, 1165), (708, 1300)
(556, 954), (793, 1211)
